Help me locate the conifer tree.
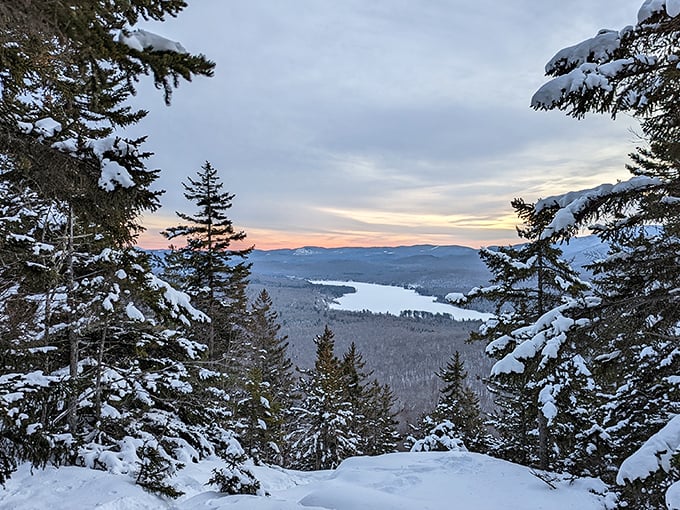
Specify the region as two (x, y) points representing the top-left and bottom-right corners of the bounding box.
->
(287, 330), (398, 469)
(360, 380), (400, 456)
(432, 352), (487, 451)
(340, 342), (399, 457)
(287, 327), (360, 470)
(0, 175), (255, 495)
(234, 290), (295, 465)
(0, 1), (258, 495)
(162, 161), (252, 364)
(409, 352), (487, 453)
(455, 199), (590, 469)
(531, 3), (680, 506)
(0, 1), (214, 245)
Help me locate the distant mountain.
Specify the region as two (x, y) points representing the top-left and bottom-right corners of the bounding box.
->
(248, 244), (486, 297)
(557, 234), (610, 276)
(246, 236), (608, 298)
(150, 236), (608, 299)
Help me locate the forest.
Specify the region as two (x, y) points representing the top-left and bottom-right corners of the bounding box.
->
(0, 2), (679, 509)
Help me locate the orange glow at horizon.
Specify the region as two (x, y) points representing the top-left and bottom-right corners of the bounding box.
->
(137, 225), (521, 251)
(136, 208), (524, 251)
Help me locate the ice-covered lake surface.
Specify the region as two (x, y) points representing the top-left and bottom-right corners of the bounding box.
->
(310, 280), (492, 321)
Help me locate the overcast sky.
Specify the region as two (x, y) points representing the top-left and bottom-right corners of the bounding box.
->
(129, 0), (645, 250)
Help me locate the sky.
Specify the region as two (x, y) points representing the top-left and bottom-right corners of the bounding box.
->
(128, 0), (646, 250)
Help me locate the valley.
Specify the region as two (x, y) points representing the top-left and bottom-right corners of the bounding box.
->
(246, 237), (607, 428)
(248, 274), (491, 428)
(150, 238), (607, 428)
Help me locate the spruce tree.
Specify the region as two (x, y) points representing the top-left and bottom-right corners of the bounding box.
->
(457, 199), (590, 469)
(340, 342), (399, 457)
(162, 161), (252, 364)
(0, 175), (250, 494)
(287, 329), (398, 469)
(0, 1), (258, 495)
(409, 352), (487, 453)
(234, 289), (295, 465)
(360, 380), (400, 456)
(0, 1), (214, 245)
(287, 327), (360, 470)
(433, 352), (487, 451)
(531, 3), (680, 505)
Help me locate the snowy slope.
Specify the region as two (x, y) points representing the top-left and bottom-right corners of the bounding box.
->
(0, 452), (613, 510)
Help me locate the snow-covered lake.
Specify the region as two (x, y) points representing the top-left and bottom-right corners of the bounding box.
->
(310, 280), (492, 321)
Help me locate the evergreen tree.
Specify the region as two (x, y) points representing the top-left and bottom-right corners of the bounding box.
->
(287, 327), (360, 470)
(0, 2), (258, 495)
(286, 329), (398, 470)
(432, 352), (487, 451)
(457, 199), (590, 470)
(360, 380), (400, 456)
(234, 290), (295, 465)
(531, 3), (680, 505)
(409, 352), (487, 453)
(0, 0), (214, 245)
(0, 176), (250, 494)
(340, 342), (399, 457)
(162, 161), (252, 365)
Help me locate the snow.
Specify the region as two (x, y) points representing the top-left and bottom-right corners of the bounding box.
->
(146, 273), (209, 325)
(533, 176), (662, 238)
(445, 292), (466, 303)
(538, 385), (559, 424)
(33, 117), (62, 138)
(617, 414), (680, 485)
(310, 280), (492, 321)
(669, 0), (680, 17)
(489, 300), (587, 376)
(544, 29), (622, 74)
(117, 29), (187, 54)
(0, 451), (613, 510)
(409, 421), (468, 453)
(668, 480), (680, 510)
(638, 0), (680, 22)
(91, 138), (137, 191)
(99, 159), (135, 191)
(125, 302), (145, 322)
(16, 116), (139, 192)
(17, 118), (62, 139)
(533, 52), (657, 111)
(532, 65), (613, 110)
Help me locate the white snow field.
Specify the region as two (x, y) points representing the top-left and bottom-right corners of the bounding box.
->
(0, 451), (614, 510)
(310, 280), (492, 321)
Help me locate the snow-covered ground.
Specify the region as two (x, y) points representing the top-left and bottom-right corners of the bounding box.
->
(310, 280), (492, 321)
(0, 451), (614, 510)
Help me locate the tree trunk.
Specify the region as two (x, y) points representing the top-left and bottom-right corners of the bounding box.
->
(536, 245), (549, 470)
(537, 410), (549, 470)
(66, 205), (78, 433)
(94, 324), (107, 421)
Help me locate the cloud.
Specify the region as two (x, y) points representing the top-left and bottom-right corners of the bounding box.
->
(128, 0), (645, 249)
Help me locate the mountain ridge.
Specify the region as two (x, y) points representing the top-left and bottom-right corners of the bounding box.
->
(245, 235), (607, 298)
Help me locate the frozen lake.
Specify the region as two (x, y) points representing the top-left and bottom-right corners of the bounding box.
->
(310, 280), (492, 321)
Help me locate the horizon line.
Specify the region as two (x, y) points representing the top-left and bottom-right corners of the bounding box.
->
(136, 225), (524, 252)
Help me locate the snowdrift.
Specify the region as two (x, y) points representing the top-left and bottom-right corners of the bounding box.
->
(0, 451), (614, 510)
